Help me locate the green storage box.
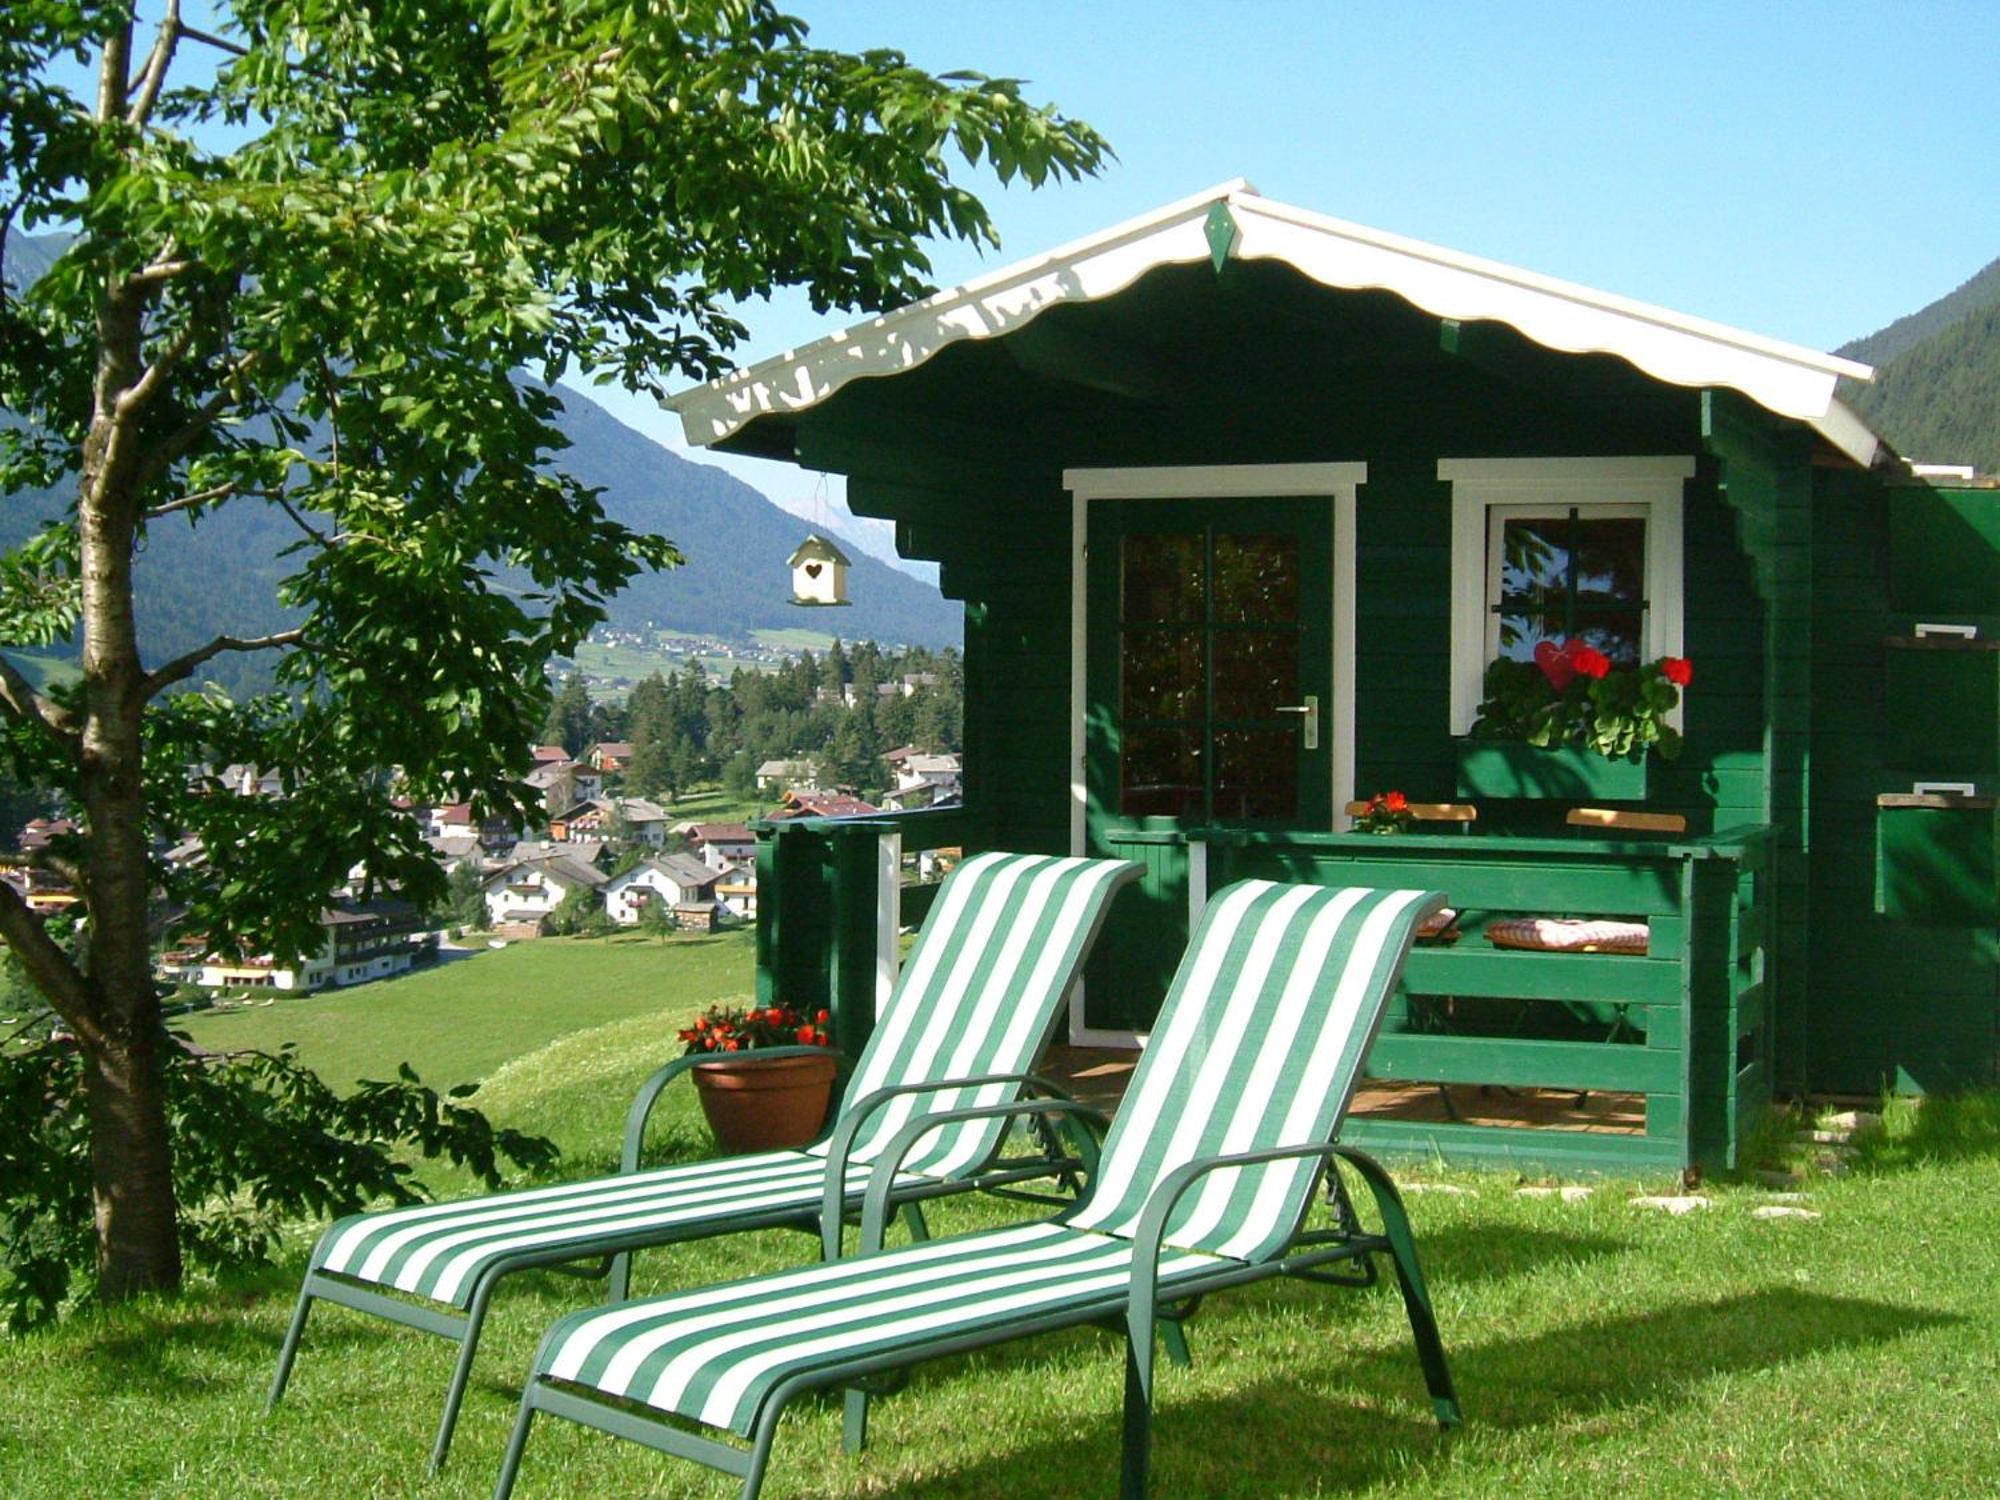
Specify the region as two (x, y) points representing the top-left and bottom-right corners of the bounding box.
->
(1889, 486), (2000, 615)
(1454, 740), (1648, 800)
(1883, 638), (1999, 777)
(1875, 793), (1998, 928)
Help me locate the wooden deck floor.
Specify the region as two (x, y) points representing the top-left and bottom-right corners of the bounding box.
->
(1042, 1045), (1647, 1135)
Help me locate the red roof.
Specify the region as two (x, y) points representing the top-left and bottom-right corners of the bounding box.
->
(530, 744), (570, 763)
(776, 792), (879, 820)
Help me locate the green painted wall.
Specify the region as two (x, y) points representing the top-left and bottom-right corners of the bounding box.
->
(1805, 476), (1999, 1092)
(747, 260), (1996, 1090)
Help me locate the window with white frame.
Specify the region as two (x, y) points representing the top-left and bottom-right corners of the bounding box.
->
(1443, 457), (1693, 735)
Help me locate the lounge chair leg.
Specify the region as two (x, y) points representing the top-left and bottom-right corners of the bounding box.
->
(1334, 1149), (1461, 1428)
(1157, 1314), (1192, 1369)
(266, 1281), (315, 1412)
(741, 1403), (783, 1499)
(842, 1386), (870, 1454)
(1119, 1327), (1156, 1500)
(898, 1202), (930, 1243)
(491, 1392), (536, 1500)
(607, 1249), (632, 1303)
(430, 1280), (498, 1473)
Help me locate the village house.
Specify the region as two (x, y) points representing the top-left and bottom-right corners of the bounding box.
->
(479, 854), (606, 928)
(664, 181), (2000, 1179)
(602, 853), (723, 927)
(769, 790), (879, 820)
(586, 741), (635, 774)
(550, 796), (670, 846)
(157, 899), (431, 993)
(714, 868), (758, 920)
(755, 757), (819, 792)
(686, 821), (757, 871)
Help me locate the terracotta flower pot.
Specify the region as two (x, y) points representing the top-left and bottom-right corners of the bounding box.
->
(690, 1051), (839, 1154)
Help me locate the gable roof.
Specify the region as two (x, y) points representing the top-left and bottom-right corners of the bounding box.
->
(689, 821), (755, 843)
(610, 852), (720, 891)
(667, 180), (1881, 467)
(484, 854), (607, 892)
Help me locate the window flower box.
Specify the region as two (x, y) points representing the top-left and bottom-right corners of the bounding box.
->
(1454, 739), (1649, 801)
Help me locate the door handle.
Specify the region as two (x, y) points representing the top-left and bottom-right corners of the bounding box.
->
(1276, 695), (1319, 751)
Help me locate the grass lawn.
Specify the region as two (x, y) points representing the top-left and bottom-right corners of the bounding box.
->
(11, 948), (2000, 1496)
(177, 929), (758, 1092)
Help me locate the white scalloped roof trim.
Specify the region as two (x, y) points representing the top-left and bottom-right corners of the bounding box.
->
(666, 182), (1879, 465)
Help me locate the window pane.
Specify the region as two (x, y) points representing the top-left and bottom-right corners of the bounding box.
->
(1123, 533), (1204, 622)
(1212, 629), (1298, 721)
(1121, 727), (1203, 818)
(1213, 728), (1297, 821)
(1213, 532), (1299, 624)
(1497, 514), (1645, 662)
(1122, 629), (1203, 720)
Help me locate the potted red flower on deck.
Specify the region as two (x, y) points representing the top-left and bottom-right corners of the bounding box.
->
(1353, 790), (1415, 834)
(678, 1002), (839, 1154)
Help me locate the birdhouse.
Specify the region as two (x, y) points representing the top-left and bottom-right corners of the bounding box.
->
(788, 533), (853, 607)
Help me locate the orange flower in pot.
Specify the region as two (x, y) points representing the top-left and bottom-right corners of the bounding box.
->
(677, 1002), (840, 1154)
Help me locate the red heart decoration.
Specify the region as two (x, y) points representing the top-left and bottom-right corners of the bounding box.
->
(1534, 639), (1576, 691)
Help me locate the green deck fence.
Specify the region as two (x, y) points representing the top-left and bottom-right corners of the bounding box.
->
(755, 817), (1776, 1177)
(752, 807), (973, 1057)
(1194, 826), (1777, 1176)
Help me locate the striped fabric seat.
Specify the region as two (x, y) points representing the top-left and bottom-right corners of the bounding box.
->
(502, 881), (1456, 1499)
(270, 850), (1140, 1471)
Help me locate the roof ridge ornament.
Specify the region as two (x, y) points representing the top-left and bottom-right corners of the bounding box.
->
(1204, 201), (1239, 273)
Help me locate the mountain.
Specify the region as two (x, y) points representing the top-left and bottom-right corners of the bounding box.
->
(529, 391), (958, 646)
(1838, 257), (2000, 370)
(1, 231), (959, 695)
(1838, 256), (2000, 475)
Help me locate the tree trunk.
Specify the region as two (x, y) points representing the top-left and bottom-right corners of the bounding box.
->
(83, 1025), (182, 1297)
(70, 217), (184, 1296)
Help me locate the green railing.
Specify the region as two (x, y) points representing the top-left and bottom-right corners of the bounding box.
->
(1193, 826), (1777, 1176)
(752, 807), (972, 1057)
(757, 816), (1777, 1176)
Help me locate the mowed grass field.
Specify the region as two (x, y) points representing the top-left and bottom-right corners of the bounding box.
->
(178, 929), (758, 1092)
(9, 933), (2000, 1498)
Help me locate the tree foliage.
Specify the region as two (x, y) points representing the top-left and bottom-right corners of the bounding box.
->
(0, 1027), (558, 1330)
(0, 1), (1105, 1299)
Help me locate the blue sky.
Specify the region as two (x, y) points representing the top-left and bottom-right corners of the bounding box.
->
(31, 5), (2000, 557)
(606, 0), (2000, 537)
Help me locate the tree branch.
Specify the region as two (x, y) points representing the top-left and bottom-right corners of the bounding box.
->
(126, 0), (183, 129)
(274, 491), (334, 549)
(116, 315), (202, 418)
(0, 876), (99, 1049)
(142, 480), (240, 521)
(0, 652), (77, 741)
(134, 349), (261, 490)
(142, 628), (307, 700)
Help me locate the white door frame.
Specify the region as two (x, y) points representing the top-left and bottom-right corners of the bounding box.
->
(1062, 461), (1364, 1046)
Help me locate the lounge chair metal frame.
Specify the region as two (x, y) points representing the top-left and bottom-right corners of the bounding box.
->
(265, 852), (1142, 1471)
(493, 883), (1461, 1500)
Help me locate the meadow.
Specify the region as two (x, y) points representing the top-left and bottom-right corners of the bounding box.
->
(7, 933), (1998, 1498)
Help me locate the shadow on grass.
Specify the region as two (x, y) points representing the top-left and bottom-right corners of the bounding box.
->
(1855, 1092), (2000, 1172)
(823, 1288), (1955, 1498)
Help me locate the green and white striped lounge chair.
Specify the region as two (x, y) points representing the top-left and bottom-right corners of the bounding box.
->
(495, 880), (1458, 1500)
(267, 850), (1140, 1471)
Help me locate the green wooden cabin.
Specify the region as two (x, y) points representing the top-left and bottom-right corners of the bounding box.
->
(667, 182), (2000, 1176)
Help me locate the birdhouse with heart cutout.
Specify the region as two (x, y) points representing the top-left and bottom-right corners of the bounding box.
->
(787, 533), (852, 607)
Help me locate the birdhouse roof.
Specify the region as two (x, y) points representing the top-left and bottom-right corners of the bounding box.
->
(788, 533), (853, 568)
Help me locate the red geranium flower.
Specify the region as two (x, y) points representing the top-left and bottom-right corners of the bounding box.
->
(1384, 791), (1409, 813)
(1570, 644), (1612, 680)
(1661, 656), (1694, 688)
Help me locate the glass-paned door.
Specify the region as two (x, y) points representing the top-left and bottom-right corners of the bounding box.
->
(1082, 495), (1333, 1032)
